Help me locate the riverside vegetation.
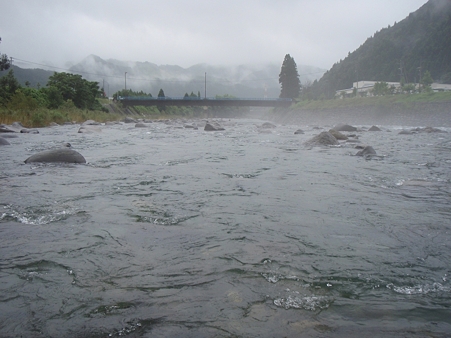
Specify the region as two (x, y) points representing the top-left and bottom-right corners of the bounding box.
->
(1, 60), (450, 128)
(0, 70), (248, 128)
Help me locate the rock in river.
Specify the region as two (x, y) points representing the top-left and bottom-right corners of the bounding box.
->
(355, 146), (377, 157)
(204, 123), (225, 131)
(304, 131), (339, 147)
(333, 123), (357, 132)
(24, 148), (86, 164)
(0, 137), (11, 146)
(328, 129), (348, 140)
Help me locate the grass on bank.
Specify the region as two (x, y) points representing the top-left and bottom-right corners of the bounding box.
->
(0, 98), (248, 128)
(0, 100), (122, 128)
(293, 91), (451, 110)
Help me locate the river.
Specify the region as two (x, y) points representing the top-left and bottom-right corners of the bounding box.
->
(1, 116), (450, 337)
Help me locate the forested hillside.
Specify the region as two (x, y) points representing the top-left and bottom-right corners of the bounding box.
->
(309, 0), (451, 99)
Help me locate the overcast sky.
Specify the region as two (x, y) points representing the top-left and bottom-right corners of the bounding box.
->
(1, 0), (428, 70)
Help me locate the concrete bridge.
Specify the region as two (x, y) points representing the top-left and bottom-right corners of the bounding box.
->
(119, 96), (292, 108)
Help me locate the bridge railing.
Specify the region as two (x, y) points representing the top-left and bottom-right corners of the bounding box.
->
(118, 96), (292, 102)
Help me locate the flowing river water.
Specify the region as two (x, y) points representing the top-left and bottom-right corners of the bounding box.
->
(1, 116), (451, 337)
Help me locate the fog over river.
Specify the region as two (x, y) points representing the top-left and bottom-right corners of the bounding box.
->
(1, 115), (450, 337)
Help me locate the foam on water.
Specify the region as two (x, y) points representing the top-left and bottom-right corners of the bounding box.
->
(274, 294), (334, 311)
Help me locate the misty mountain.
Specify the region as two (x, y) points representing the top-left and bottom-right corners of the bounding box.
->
(68, 55), (325, 98)
(310, 0), (451, 99)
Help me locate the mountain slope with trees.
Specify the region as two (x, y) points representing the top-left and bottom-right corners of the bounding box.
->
(309, 0), (451, 99)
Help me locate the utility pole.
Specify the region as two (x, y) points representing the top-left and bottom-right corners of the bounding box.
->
(418, 65), (422, 92)
(204, 72), (207, 99)
(399, 60), (404, 85)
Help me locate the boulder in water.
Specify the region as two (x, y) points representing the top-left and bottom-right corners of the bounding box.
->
(305, 131), (339, 147)
(414, 126), (447, 133)
(0, 137), (10, 145)
(260, 122), (277, 129)
(204, 122), (225, 131)
(82, 119), (101, 126)
(368, 126), (382, 131)
(20, 128), (40, 134)
(123, 117), (138, 123)
(78, 125), (101, 133)
(328, 129), (348, 140)
(355, 146), (377, 157)
(294, 129), (304, 135)
(333, 123), (357, 132)
(398, 130), (413, 135)
(24, 148), (86, 164)
(0, 124), (20, 133)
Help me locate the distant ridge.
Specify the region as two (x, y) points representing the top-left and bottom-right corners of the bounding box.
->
(0, 65), (54, 88)
(68, 55), (325, 98)
(1, 56), (325, 98)
(311, 0), (451, 99)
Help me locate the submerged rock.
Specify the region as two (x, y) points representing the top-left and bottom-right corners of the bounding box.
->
(20, 128), (40, 134)
(333, 123), (357, 132)
(0, 137), (10, 145)
(78, 125), (101, 133)
(135, 122), (149, 128)
(355, 146), (377, 157)
(0, 124), (20, 133)
(368, 126), (382, 131)
(123, 117), (138, 123)
(398, 130), (413, 135)
(82, 119), (101, 126)
(1, 122), (39, 133)
(260, 122), (277, 129)
(305, 131), (339, 147)
(328, 129), (348, 140)
(24, 148), (86, 164)
(413, 126), (447, 133)
(204, 122), (225, 131)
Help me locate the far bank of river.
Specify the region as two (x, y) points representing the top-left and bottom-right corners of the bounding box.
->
(256, 100), (451, 127)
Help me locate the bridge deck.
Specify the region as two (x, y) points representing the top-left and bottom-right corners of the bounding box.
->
(119, 97), (292, 108)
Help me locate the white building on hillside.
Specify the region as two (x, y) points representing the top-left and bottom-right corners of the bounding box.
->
(336, 81), (451, 98)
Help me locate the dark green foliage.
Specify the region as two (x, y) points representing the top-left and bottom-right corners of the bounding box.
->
(279, 54), (301, 99)
(0, 54), (10, 71)
(372, 82), (395, 96)
(47, 72), (101, 109)
(310, 0), (451, 99)
(43, 86), (64, 109)
(0, 69), (21, 105)
(157, 89), (165, 111)
(0, 37), (10, 71)
(113, 89), (152, 99)
(420, 70), (434, 89)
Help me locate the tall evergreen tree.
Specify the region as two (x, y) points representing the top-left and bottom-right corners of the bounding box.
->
(279, 54), (301, 99)
(0, 37), (11, 71)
